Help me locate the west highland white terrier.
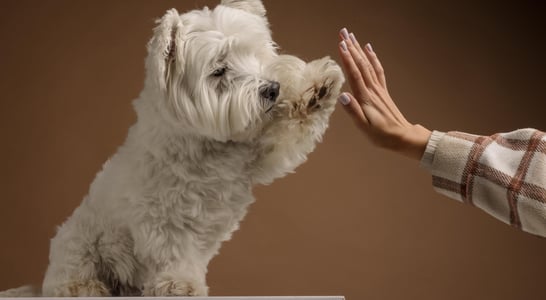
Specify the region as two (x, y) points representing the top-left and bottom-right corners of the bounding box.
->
(1, 0), (343, 297)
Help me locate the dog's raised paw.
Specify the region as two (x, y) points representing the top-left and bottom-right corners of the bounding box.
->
(305, 81), (335, 111)
(302, 58), (344, 111)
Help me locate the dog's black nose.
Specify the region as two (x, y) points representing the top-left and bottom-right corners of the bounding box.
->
(260, 81), (280, 102)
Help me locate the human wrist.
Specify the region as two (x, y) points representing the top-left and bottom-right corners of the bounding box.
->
(398, 124), (432, 161)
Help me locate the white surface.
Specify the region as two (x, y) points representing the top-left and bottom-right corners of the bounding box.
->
(2, 297), (344, 300)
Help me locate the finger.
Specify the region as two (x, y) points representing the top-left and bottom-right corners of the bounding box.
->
(348, 33), (366, 60)
(345, 36), (400, 122)
(338, 40), (371, 102)
(348, 32), (380, 85)
(337, 92), (369, 126)
(358, 43), (404, 122)
(363, 43), (387, 88)
(342, 31), (376, 89)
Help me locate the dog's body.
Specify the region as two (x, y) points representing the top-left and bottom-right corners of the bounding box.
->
(1, 0), (343, 297)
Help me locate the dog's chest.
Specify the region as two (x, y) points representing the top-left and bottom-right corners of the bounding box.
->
(137, 143), (256, 237)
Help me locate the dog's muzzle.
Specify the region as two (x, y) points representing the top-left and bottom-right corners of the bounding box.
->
(260, 81), (280, 103)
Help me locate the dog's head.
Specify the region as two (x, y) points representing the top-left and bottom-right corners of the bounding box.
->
(143, 0), (279, 141)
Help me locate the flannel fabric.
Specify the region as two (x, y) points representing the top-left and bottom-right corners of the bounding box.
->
(421, 128), (546, 237)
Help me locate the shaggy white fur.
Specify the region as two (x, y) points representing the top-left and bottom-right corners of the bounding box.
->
(1, 0), (344, 297)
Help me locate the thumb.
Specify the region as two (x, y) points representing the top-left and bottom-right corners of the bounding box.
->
(337, 92), (369, 126)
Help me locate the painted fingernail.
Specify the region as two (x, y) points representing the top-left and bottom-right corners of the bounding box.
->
(338, 93), (351, 105)
(349, 33), (357, 44)
(340, 28), (350, 40)
(340, 40), (347, 52)
(366, 43), (373, 52)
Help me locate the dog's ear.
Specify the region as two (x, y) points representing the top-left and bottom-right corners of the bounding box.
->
(147, 9), (184, 92)
(220, 0), (266, 17)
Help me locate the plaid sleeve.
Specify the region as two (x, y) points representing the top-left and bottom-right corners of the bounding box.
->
(420, 128), (546, 237)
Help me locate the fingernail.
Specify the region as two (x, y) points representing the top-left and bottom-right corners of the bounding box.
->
(338, 93), (351, 105)
(340, 28), (350, 40)
(349, 33), (357, 44)
(365, 43), (373, 52)
(340, 40), (347, 52)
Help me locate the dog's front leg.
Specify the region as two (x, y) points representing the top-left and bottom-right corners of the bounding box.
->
(131, 221), (209, 296)
(250, 56), (344, 184)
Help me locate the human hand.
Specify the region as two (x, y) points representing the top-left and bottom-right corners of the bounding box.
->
(337, 28), (431, 161)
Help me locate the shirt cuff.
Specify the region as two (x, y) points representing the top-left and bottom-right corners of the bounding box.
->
(419, 130), (446, 170)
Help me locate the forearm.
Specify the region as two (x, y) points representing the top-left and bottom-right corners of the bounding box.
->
(251, 108), (332, 185)
(421, 128), (546, 237)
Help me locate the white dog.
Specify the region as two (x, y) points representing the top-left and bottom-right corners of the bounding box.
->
(1, 0), (343, 297)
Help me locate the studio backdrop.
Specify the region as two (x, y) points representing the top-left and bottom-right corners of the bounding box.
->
(0, 1), (545, 299)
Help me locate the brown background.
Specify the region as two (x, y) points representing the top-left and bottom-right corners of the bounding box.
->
(1, 1), (546, 299)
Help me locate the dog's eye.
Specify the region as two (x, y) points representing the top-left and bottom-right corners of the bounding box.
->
(212, 67), (227, 77)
